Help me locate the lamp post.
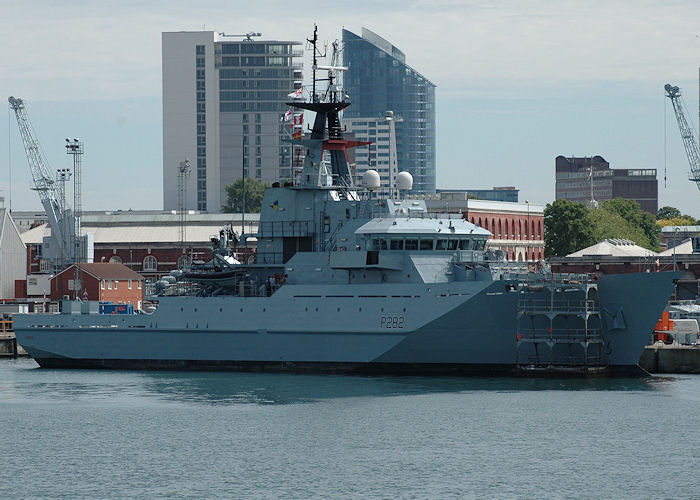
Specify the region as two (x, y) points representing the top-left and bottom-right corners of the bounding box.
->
(673, 226), (680, 271)
(525, 200), (530, 262)
(65, 139), (83, 300)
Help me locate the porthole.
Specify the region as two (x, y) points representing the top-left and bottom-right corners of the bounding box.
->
(315, 307), (319, 312)
(337, 307), (340, 312)
(263, 308), (266, 312)
(180, 308), (183, 312)
(240, 308), (243, 312)
(381, 307), (384, 312)
(305, 307), (308, 312)
(194, 308), (198, 312)
(359, 307), (362, 312)
(219, 308), (223, 312)
(403, 308), (406, 312)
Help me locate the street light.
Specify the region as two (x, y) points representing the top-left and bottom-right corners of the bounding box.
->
(673, 226), (680, 271)
(526, 200), (530, 262)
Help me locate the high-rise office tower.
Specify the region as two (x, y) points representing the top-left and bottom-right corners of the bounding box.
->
(162, 31), (303, 212)
(342, 28), (436, 194)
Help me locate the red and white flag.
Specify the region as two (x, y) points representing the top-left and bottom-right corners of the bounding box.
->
(293, 114), (304, 125)
(287, 88), (303, 99)
(281, 108), (293, 122)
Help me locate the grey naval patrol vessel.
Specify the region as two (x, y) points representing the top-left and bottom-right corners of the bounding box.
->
(14, 28), (678, 376)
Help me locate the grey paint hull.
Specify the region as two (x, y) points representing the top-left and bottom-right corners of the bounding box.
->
(13, 272), (678, 375)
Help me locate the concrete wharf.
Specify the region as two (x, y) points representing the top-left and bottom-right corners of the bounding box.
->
(0, 315), (27, 358)
(639, 344), (700, 374)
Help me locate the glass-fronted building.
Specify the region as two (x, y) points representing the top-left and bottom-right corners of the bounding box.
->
(342, 28), (436, 194)
(162, 31), (302, 212)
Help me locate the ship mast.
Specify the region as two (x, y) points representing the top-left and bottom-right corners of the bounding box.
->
(290, 25), (368, 190)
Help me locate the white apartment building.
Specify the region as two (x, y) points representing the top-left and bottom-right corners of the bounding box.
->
(345, 111), (401, 193)
(162, 31), (303, 212)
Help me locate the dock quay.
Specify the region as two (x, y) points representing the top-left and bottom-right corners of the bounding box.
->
(0, 314), (27, 358)
(639, 344), (700, 374)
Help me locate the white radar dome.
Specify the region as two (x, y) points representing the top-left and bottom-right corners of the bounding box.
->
(362, 169), (381, 190)
(396, 171), (413, 190)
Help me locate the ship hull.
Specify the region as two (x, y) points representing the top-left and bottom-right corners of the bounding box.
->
(14, 272), (679, 376)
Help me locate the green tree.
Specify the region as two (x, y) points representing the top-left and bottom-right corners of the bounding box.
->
(599, 198), (660, 251)
(543, 199), (595, 257)
(590, 207), (651, 248)
(657, 206), (681, 221)
(222, 178), (269, 213)
(657, 216), (697, 227)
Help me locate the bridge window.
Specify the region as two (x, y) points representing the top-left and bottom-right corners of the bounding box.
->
(390, 239), (403, 250)
(436, 239), (448, 250)
(405, 239), (418, 250)
(372, 238), (387, 250)
(419, 239), (433, 250)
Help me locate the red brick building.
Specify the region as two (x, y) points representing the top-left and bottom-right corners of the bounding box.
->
(51, 263), (145, 308)
(464, 200), (544, 261)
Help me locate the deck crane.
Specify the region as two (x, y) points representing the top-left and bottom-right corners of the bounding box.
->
(8, 96), (77, 269)
(664, 84), (700, 191)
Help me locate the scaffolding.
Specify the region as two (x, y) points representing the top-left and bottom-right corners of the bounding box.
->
(516, 273), (608, 375)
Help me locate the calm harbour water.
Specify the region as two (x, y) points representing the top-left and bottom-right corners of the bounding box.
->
(1, 358), (699, 499)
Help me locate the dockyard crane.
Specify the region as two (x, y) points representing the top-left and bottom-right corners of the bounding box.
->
(664, 84), (700, 192)
(8, 96), (77, 269)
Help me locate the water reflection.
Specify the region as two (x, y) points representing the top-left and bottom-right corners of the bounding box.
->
(0, 358), (671, 406)
(140, 371), (664, 406)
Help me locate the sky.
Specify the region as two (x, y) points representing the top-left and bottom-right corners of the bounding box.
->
(1, 0), (700, 216)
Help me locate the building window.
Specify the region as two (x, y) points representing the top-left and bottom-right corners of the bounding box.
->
(108, 280), (112, 290)
(109, 255), (122, 264)
(137, 281), (142, 289)
(143, 255), (157, 272)
(101, 280), (105, 290)
(128, 280), (132, 290)
(114, 280), (118, 290)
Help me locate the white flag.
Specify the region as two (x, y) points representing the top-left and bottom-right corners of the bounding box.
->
(287, 88), (303, 99)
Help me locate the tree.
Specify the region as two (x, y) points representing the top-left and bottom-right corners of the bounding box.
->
(590, 207), (651, 248)
(657, 206), (681, 221)
(599, 198), (660, 251)
(657, 216), (697, 227)
(222, 178), (269, 213)
(543, 199), (595, 257)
